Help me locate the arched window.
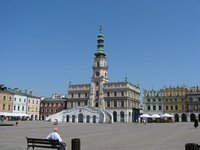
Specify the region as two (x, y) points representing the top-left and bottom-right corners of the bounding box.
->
(31, 115), (33, 120)
(78, 113), (84, 123)
(190, 113), (196, 122)
(120, 111), (125, 122)
(72, 115), (76, 122)
(93, 115), (96, 123)
(174, 114), (179, 122)
(86, 115), (90, 123)
(113, 111), (117, 122)
(66, 115), (70, 122)
(182, 113), (187, 122)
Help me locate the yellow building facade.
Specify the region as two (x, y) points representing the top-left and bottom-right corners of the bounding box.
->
(162, 87), (187, 114)
(0, 91), (13, 112)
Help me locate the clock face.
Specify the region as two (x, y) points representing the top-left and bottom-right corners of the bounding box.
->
(96, 71), (100, 76)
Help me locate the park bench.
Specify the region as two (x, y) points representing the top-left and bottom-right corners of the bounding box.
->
(26, 137), (62, 150)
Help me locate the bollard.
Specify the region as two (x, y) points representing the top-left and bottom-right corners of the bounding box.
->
(71, 138), (80, 150)
(185, 143), (198, 150)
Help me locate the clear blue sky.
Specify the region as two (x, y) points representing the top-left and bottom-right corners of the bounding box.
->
(1, 0), (200, 97)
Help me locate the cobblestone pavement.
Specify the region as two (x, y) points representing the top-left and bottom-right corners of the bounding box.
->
(0, 121), (199, 150)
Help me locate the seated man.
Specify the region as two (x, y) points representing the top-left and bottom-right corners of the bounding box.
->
(46, 127), (66, 150)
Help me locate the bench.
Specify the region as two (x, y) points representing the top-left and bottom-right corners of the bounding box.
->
(26, 137), (62, 150)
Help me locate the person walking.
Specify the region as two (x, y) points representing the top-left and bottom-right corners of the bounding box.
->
(47, 127), (67, 150)
(194, 118), (198, 128)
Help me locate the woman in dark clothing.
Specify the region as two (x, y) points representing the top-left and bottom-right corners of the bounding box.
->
(194, 119), (198, 128)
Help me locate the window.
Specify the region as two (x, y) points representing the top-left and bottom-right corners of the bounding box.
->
(170, 98), (172, 102)
(147, 99), (150, 102)
(78, 102), (80, 106)
(14, 105), (16, 110)
(153, 99), (156, 102)
(159, 105), (162, 110)
(15, 98), (16, 101)
(166, 105), (169, 110)
(166, 99), (168, 102)
(107, 92), (110, 97)
(78, 93), (81, 98)
(36, 100), (38, 104)
(170, 105), (173, 110)
(96, 82), (99, 86)
(85, 93), (87, 97)
(190, 98), (193, 103)
(18, 106), (20, 111)
(153, 105), (156, 110)
(97, 62), (99, 67)
(96, 91), (99, 96)
(114, 92), (117, 97)
(107, 101), (110, 107)
(182, 105), (184, 110)
(71, 93), (74, 98)
(114, 101), (117, 107)
(24, 99), (26, 102)
(175, 105), (178, 110)
(8, 105), (10, 110)
(22, 106), (24, 111)
(3, 96), (6, 100)
(9, 97), (11, 101)
(121, 92), (124, 96)
(147, 105), (150, 110)
(3, 104), (5, 110)
(121, 101), (124, 107)
(158, 98), (161, 102)
(71, 102), (73, 108)
(175, 98), (177, 102)
(19, 98), (21, 102)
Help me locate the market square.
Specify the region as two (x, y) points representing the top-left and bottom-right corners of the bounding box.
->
(0, 121), (199, 150)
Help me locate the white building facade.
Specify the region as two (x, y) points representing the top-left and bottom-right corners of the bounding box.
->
(10, 89), (27, 115)
(47, 27), (141, 123)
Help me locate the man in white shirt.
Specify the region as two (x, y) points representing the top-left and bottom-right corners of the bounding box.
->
(47, 127), (66, 150)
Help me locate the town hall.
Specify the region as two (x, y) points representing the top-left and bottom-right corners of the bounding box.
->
(47, 27), (141, 123)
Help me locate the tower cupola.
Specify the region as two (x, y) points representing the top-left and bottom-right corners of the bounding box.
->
(95, 26), (106, 57)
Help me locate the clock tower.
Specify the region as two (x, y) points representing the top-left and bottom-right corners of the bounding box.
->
(88, 26), (109, 109)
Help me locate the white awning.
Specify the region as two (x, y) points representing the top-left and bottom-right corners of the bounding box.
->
(0, 112), (29, 117)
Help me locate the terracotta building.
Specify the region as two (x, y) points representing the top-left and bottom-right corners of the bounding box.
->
(40, 94), (66, 120)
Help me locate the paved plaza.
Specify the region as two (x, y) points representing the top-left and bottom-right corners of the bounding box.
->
(0, 121), (199, 150)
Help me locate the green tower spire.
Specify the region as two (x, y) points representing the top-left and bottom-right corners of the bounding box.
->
(95, 25), (106, 56)
(124, 76), (128, 83)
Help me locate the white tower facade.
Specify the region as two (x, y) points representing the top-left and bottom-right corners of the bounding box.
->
(89, 27), (108, 109)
